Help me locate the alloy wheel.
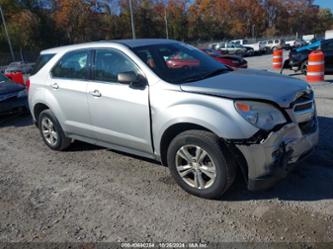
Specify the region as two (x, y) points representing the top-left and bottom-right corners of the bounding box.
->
(41, 117), (58, 146)
(175, 145), (217, 190)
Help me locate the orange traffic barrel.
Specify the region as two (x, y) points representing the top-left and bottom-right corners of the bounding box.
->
(307, 50), (325, 83)
(272, 49), (283, 70)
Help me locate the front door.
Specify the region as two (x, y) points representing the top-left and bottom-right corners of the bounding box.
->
(87, 48), (152, 154)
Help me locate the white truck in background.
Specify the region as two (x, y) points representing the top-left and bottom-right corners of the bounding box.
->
(325, 30), (333, 40)
(302, 34), (315, 44)
(230, 39), (265, 55)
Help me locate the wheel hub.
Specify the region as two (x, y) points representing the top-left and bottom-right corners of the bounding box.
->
(175, 145), (217, 190)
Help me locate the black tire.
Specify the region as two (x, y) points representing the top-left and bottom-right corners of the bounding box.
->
(301, 60), (308, 75)
(38, 109), (71, 151)
(167, 130), (236, 199)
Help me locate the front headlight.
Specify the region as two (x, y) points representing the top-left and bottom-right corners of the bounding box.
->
(234, 101), (287, 131)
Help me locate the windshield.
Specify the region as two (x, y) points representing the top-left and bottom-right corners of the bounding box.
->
(0, 73), (8, 83)
(132, 43), (230, 84)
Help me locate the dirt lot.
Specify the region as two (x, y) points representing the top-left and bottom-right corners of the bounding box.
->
(0, 53), (332, 244)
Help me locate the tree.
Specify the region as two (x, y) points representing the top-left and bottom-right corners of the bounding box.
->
(53, 0), (100, 43)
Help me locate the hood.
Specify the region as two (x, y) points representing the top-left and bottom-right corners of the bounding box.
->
(295, 41), (320, 52)
(0, 80), (25, 94)
(180, 69), (310, 108)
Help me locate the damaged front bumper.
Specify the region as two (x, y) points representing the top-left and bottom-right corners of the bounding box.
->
(234, 120), (319, 191)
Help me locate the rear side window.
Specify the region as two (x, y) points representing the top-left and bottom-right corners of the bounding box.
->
(52, 50), (90, 80)
(31, 54), (55, 75)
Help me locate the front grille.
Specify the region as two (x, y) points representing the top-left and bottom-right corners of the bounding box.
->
(292, 91), (316, 134)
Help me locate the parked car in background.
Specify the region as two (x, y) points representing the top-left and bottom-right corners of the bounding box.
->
(302, 34), (316, 44)
(211, 42), (248, 56)
(4, 61), (34, 74)
(0, 66), (6, 74)
(165, 52), (200, 69)
(29, 39), (318, 199)
(325, 30), (333, 40)
(285, 39), (307, 50)
(201, 49), (248, 68)
(259, 39), (285, 52)
(0, 73), (28, 114)
(4, 72), (25, 85)
(285, 39), (333, 74)
(230, 39), (265, 55)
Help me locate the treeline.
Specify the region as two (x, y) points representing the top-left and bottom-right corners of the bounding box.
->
(0, 0), (333, 52)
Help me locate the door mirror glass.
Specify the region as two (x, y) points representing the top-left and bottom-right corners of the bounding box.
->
(117, 71), (138, 84)
(118, 72), (147, 89)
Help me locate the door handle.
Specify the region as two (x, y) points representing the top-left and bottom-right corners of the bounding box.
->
(51, 83), (59, 89)
(89, 90), (102, 97)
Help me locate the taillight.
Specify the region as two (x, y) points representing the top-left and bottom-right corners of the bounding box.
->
(26, 79), (30, 90)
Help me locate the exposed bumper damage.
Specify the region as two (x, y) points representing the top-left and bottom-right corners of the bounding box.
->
(233, 121), (319, 191)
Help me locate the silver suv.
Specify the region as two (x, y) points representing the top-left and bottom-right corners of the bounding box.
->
(28, 39), (319, 199)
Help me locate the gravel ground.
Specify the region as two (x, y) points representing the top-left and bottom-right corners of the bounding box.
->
(0, 53), (332, 244)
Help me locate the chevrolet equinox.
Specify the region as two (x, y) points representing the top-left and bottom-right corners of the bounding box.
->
(28, 39), (319, 199)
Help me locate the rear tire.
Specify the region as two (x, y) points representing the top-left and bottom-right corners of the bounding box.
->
(38, 109), (71, 151)
(167, 130), (236, 199)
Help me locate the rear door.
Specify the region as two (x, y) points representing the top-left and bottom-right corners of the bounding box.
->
(50, 49), (95, 138)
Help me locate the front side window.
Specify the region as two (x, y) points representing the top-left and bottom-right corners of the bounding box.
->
(94, 49), (139, 83)
(52, 50), (89, 80)
(133, 43), (230, 84)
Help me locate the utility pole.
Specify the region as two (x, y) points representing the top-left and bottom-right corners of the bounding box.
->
(164, 8), (169, 39)
(252, 24), (256, 40)
(129, 0), (136, 39)
(0, 5), (15, 61)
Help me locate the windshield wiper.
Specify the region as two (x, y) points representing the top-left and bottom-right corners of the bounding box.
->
(200, 68), (230, 80)
(180, 68), (230, 83)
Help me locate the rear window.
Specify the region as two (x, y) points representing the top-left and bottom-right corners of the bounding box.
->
(31, 53), (55, 75)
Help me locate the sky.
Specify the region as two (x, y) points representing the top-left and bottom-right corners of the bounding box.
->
(315, 0), (333, 10)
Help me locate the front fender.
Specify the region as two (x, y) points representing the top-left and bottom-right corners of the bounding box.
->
(150, 87), (259, 157)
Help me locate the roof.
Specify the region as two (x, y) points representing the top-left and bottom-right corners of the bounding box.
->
(41, 39), (178, 54)
(114, 39), (178, 48)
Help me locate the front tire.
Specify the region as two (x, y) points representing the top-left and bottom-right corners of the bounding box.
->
(38, 109), (71, 151)
(167, 130), (235, 199)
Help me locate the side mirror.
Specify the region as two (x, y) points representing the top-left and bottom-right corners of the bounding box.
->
(117, 72), (147, 89)
(117, 71), (137, 84)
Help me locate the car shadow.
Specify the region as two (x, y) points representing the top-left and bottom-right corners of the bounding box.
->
(66, 141), (103, 152)
(0, 111), (33, 128)
(223, 116), (333, 201)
